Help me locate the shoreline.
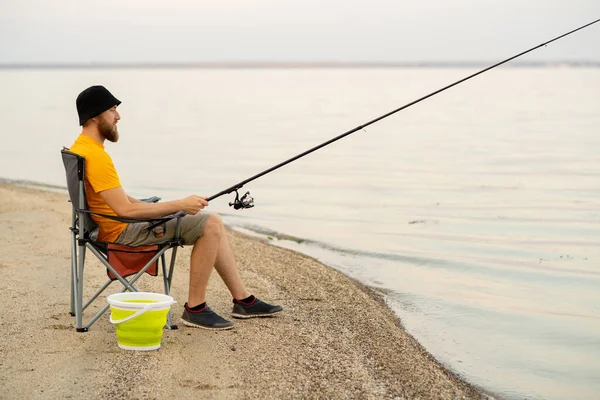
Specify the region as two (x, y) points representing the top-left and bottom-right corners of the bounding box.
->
(0, 181), (487, 399)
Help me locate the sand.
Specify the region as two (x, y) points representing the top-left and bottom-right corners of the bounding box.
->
(0, 182), (484, 399)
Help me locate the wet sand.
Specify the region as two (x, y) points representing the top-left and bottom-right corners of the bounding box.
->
(0, 182), (484, 399)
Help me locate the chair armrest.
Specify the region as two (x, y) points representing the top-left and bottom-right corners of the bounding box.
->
(76, 209), (186, 226)
(145, 211), (187, 232)
(140, 196), (161, 203)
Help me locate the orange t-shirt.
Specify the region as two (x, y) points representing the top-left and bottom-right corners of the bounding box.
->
(70, 134), (128, 242)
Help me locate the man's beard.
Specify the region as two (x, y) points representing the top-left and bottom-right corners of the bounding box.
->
(98, 118), (119, 142)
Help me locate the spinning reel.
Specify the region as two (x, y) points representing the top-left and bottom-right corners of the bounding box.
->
(228, 190), (254, 210)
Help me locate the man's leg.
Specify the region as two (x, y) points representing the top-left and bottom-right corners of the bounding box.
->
(213, 215), (251, 301)
(187, 214), (250, 306)
(182, 214), (238, 330)
(183, 213), (282, 329)
(187, 214), (227, 306)
(206, 215), (283, 319)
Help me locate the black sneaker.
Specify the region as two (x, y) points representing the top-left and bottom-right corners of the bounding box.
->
(231, 297), (283, 319)
(181, 303), (234, 330)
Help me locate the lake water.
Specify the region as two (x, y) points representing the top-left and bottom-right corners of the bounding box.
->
(1, 67), (599, 399)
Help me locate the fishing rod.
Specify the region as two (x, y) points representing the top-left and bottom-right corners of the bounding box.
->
(208, 18), (600, 210)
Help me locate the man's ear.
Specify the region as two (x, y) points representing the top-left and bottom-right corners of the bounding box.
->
(83, 117), (97, 128)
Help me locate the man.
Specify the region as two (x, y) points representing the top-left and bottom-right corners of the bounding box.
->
(70, 85), (282, 330)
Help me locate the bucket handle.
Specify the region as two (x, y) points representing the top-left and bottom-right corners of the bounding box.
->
(109, 303), (155, 325)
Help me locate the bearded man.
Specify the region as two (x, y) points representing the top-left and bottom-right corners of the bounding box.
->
(70, 85), (282, 330)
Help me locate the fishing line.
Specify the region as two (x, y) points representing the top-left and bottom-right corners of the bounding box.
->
(207, 18), (600, 209)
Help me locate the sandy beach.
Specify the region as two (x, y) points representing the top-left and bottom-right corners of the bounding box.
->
(0, 182), (484, 399)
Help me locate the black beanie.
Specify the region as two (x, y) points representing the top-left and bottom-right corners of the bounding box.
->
(76, 85), (121, 126)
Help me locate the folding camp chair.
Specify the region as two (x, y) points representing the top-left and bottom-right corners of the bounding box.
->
(61, 148), (186, 332)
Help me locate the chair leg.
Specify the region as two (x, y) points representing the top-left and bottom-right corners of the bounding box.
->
(83, 279), (113, 311)
(162, 251), (178, 329)
(75, 244), (87, 332)
(70, 232), (77, 317)
(161, 253), (168, 294)
(167, 246), (178, 289)
(86, 303), (111, 328)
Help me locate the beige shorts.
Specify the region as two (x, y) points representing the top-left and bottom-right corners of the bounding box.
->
(115, 212), (210, 247)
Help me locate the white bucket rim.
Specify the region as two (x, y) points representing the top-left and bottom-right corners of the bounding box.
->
(107, 292), (175, 310)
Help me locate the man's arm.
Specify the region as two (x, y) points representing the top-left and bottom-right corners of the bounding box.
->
(99, 186), (208, 218)
(127, 195), (142, 204)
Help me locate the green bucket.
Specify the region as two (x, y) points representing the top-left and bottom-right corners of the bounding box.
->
(107, 292), (176, 351)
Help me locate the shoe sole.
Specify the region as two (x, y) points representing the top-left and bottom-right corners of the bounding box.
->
(180, 318), (234, 330)
(231, 310), (283, 319)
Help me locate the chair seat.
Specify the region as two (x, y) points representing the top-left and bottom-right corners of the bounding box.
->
(106, 243), (160, 280)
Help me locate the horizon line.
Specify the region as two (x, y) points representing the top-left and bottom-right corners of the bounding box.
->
(1, 60), (599, 69)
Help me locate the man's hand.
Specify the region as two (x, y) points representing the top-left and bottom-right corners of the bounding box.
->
(179, 195), (208, 215)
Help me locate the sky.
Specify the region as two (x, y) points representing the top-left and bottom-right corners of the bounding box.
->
(1, 0), (599, 64)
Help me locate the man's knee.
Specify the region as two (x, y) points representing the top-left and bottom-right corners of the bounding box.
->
(203, 213), (223, 239)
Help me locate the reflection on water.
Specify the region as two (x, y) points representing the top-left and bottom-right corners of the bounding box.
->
(1, 67), (599, 400)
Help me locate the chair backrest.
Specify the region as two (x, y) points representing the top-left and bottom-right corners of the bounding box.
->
(61, 148), (99, 241)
